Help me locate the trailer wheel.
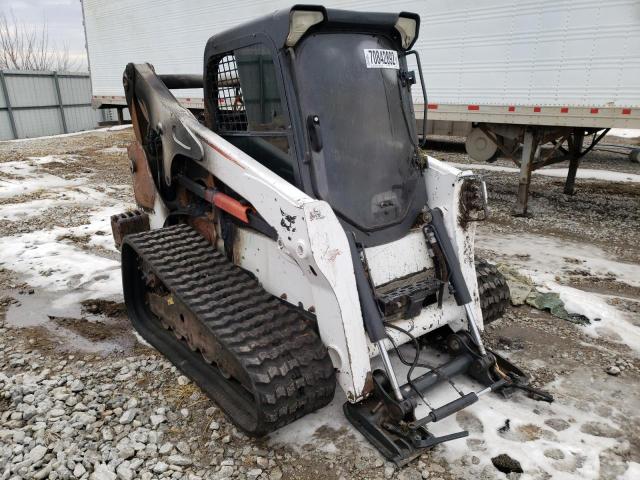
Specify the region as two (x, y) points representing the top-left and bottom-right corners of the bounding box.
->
(475, 259), (510, 324)
(630, 148), (640, 164)
(465, 127), (499, 163)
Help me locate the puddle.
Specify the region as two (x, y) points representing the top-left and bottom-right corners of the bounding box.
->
(5, 289), (79, 327)
(5, 288), (134, 355)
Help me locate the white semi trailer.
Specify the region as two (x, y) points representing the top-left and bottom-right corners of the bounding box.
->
(81, 0), (640, 214)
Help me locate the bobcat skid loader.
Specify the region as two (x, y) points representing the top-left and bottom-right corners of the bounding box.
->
(112, 5), (548, 465)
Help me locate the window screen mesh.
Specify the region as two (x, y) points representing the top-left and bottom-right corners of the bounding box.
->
(210, 46), (294, 183)
(215, 54), (247, 132)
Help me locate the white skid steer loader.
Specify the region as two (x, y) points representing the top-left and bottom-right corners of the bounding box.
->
(111, 5), (551, 465)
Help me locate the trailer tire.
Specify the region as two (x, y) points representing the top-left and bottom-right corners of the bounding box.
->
(630, 148), (640, 164)
(475, 259), (510, 324)
(465, 127), (498, 163)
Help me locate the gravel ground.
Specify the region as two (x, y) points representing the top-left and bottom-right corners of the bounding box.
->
(0, 128), (638, 480)
(424, 134), (640, 263)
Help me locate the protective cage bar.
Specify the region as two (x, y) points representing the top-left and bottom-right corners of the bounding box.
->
(215, 54), (247, 132)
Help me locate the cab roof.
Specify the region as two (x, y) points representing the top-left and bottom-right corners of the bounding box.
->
(204, 4), (420, 61)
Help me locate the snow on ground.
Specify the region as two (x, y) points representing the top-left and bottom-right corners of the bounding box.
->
(428, 367), (620, 479)
(0, 186), (111, 221)
(0, 153), (129, 310)
(0, 156), (86, 198)
(105, 124), (133, 132)
(477, 232), (640, 288)
(608, 128), (640, 139)
(450, 162), (640, 183)
(272, 227), (640, 478)
(100, 146), (128, 154)
(272, 344), (635, 480)
(621, 462), (640, 479)
(0, 207), (123, 309)
(1, 130), (638, 479)
(551, 282), (640, 351)
(477, 231), (640, 354)
(0, 124), (132, 143)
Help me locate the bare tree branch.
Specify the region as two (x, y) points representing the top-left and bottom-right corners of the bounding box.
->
(0, 10), (84, 72)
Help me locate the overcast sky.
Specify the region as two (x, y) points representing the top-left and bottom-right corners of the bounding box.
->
(1, 0), (87, 70)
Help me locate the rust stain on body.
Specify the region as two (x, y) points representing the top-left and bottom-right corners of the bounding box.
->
(128, 142), (156, 209)
(326, 248), (341, 263)
(196, 134), (246, 170)
(309, 207), (325, 221)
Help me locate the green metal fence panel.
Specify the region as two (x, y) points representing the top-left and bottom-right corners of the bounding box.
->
(0, 70), (103, 140)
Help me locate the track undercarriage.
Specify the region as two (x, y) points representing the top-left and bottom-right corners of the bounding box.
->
(121, 224), (335, 435)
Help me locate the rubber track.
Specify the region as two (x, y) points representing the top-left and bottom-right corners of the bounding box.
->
(475, 259), (510, 324)
(124, 224), (335, 434)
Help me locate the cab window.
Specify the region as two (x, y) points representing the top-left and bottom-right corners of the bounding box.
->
(212, 45), (294, 183)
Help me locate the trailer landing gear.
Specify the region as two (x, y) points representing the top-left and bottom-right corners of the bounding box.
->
(511, 127), (609, 216)
(466, 124), (610, 216)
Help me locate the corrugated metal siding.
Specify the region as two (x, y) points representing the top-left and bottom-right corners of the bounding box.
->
(82, 0), (640, 109)
(0, 80), (6, 109)
(14, 108), (63, 138)
(0, 70), (103, 140)
(0, 112), (12, 141)
(65, 106), (102, 132)
(5, 74), (57, 107)
(59, 76), (93, 105)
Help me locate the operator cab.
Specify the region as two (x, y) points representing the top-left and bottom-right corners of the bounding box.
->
(204, 5), (427, 246)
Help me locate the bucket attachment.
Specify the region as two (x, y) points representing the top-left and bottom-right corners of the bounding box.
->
(344, 331), (552, 465)
(344, 369), (469, 466)
(345, 208), (551, 464)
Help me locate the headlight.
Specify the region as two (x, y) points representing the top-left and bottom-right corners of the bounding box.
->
(395, 16), (418, 49)
(286, 9), (325, 47)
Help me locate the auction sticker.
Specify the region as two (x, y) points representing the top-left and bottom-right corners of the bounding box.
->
(363, 49), (399, 69)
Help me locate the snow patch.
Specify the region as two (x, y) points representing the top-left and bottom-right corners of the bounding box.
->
(106, 124), (133, 132)
(0, 153), (131, 307)
(272, 347), (631, 479)
(552, 283), (640, 352)
(607, 128), (640, 139)
(620, 462), (640, 479)
(0, 186), (118, 220)
(100, 146), (128, 154)
(0, 173), (83, 199)
(0, 155), (85, 199)
(450, 162), (640, 183)
(477, 231), (640, 288)
(0, 223), (122, 309)
(0, 125), (132, 143)
(478, 230), (640, 353)
(269, 389), (373, 457)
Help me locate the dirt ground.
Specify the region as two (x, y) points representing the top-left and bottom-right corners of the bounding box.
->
(0, 127), (638, 480)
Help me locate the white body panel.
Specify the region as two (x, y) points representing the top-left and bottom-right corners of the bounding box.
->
(365, 231), (431, 287)
(232, 228), (314, 310)
(83, 0), (640, 127)
(143, 95), (479, 401)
